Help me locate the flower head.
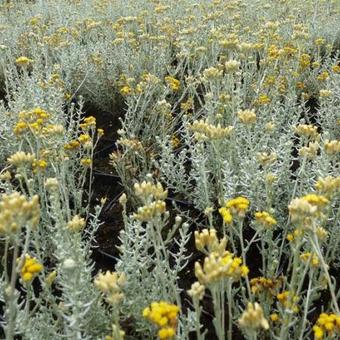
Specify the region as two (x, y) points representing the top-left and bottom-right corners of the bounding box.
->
(255, 211), (277, 228)
(7, 151), (35, 168)
(20, 254), (43, 282)
(0, 192), (40, 235)
(238, 302), (269, 330)
(165, 76), (180, 91)
(237, 110), (256, 124)
(313, 313), (340, 339)
(188, 281), (205, 301)
(143, 301), (179, 339)
(288, 194), (328, 223)
(225, 196), (250, 217)
(67, 215), (86, 232)
(219, 207), (233, 224)
(94, 271), (126, 305)
(195, 228), (227, 256)
(15, 56), (33, 67)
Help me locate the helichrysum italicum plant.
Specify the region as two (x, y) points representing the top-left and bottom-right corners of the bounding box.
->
(0, 0), (339, 339)
(0, 50), (110, 338)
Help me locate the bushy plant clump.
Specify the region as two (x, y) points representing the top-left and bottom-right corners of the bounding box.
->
(0, 0), (339, 339)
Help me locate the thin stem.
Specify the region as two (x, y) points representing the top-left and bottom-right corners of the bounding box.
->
(211, 285), (225, 340)
(238, 219), (252, 300)
(3, 238), (9, 281)
(298, 271), (314, 340)
(276, 156), (307, 276)
(193, 298), (204, 340)
(310, 235), (339, 313)
(227, 281), (232, 340)
(5, 241), (19, 340)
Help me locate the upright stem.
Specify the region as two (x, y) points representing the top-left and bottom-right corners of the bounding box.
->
(276, 156), (307, 276)
(211, 284), (225, 340)
(193, 298), (204, 340)
(311, 235), (339, 313)
(5, 242), (19, 340)
(227, 281), (232, 340)
(238, 219), (252, 300)
(3, 238), (9, 281)
(221, 280), (226, 340)
(298, 272), (313, 340)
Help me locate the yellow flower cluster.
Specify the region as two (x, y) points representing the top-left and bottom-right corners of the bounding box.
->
(254, 94), (271, 106)
(256, 152), (277, 167)
(20, 254), (43, 282)
(300, 252), (319, 267)
(194, 228), (227, 256)
(0, 192), (40, 235)
(138, 73), (161, 91)
(117, 138), (144, 151)
(226, 196), (250, 218)
(238, 302), (269, 330)
(171, 135), (180, 148)
(250, 276), (282, 296)
(315, 176), (340, 196)
(0, 171), (11, 182)
(219, 32), (239, 49)
(224, 59), (240, 73)
(303, 194), (329, 208)
(189, 119), (234, 141)
(286, 228), (304, 242)
(7, 151), (35, 168)
(195, 223), (249, 287)
(319, 89), (332, 98)
(295, 124), (319, 139)
(13, 107), (52, 136)
(324, 139), (340, 155)
(80, 158), (92, 167)
(44, 177), (59, 192)
(269, 313), (280, 323)
(316, 71), (329, 82)
(78, 133), (92, 145)
(313, 313), (340, 339)
(180, 98), (194, 112)
(117, 75), (136, 96)
(287, 226), (326, 242)
(67, 215), (85, 232)
(79, 116), (96, 130)
(288, 194), (329, 223)
(237, 109), (257, 124)
(332, 64), (340, 73)
(265, 122), (276, 133)
(133, 200), (166, 222)
(219, 206), (233, 224)
(94, 271), (126, 305)
(195, 251), (249, 285)
(15, 56), (33, 67)
(120, 85), (132, 96)
(299, 53), (311, 70)
(254, 211), (277, 228)
(64, 140), (80, 151)
(299, 141), (319, 159)
(165, 76), (180, 92)
(187, 281), (205, 300)
(134, 181), (168, 201)
(202, 67), (223, 81)
(143, 301), (179, 339)
(219, 196), (250, 224)
(32, 159), (48, 173)
(277, 291), (299, 313)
